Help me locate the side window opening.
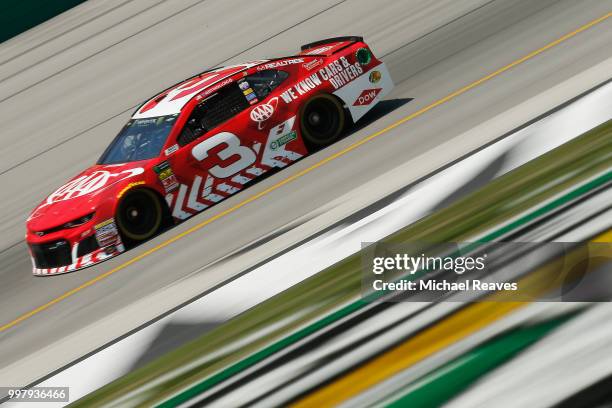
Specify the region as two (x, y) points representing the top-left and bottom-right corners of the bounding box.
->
(178, 83), (250, 146)
(244, 69), (289, 100)
(176, 69), (289, 147)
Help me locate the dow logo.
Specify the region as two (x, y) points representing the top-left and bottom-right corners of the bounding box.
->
(353, 88), (382, 106)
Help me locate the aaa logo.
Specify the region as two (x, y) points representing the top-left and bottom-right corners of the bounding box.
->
(250, 97), (279, 130)
(42, 168), (144, 206)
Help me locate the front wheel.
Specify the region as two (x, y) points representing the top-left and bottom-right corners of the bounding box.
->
(300, 94), (346, 151)
(116, 189), (163, 244)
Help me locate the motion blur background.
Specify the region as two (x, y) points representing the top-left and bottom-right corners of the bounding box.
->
(0, 1), (611, 407)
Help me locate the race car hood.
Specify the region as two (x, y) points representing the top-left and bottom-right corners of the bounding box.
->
(27, 163), (147, 232)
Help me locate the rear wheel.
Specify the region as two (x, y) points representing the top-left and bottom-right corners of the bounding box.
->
(116, 189), (163, 244)
(300, 94), (346, 151)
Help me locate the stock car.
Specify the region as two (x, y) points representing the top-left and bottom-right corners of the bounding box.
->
(26, 36), (394, 275)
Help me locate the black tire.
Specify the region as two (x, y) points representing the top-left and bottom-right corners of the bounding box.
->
(116, 189), (163, 243)
(300, 94), (346, 150)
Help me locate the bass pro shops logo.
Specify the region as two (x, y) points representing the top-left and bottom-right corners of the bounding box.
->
(353, 88), (382, 106)
(250, 97), (278, 130)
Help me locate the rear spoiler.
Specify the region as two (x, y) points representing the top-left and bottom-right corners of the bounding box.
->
(299, 36), (364, 56)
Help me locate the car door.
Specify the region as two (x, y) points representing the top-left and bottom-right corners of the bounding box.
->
(163, 69), (298, 220)
(240, 69), (307, 169)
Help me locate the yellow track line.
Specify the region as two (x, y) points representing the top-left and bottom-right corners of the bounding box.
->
(292, 231), (612, 407)
(1, 12), (610, 334)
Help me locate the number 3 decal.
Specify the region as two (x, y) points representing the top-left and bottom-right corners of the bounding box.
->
(191, 132), (256, 178)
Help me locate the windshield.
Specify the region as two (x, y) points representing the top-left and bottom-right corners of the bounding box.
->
(98, 115), (178, 164)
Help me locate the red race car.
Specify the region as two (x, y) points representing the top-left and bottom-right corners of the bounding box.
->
(26, 37), (394, 275)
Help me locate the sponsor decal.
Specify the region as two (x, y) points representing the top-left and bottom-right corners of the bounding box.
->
(261, 116), (303, 168)
(41, 168), (144, 207)
(94, 219), (119, 247)
(240, 80), (259, 104)
(117, 181), (145, 199)
(369, 70), (381, 84)
(280, 56), (364, 103)
(246, 93), (259, 104)
(319, 56), (364, 89)
(164, 144), (179, 156)
(250, 97), (278, 130)
(355, 47), (372, 65)
(353, 88), (382, 106)
(135, 118), (158, 126)
(280, 73), (322, 103)
(304, 45), (333, 55)
(203, 78), (233, 96)
(270, 130), (297, 150)
(303, 58), (323, 71)
(257, 58), (303, 70)
(153, 161), (179, 193)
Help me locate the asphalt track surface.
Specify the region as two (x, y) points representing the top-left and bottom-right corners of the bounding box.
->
(0, 0), (611, 387)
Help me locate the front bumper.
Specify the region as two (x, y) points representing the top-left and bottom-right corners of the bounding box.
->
(30, 242), (125, 276)
(28, 219), (125, 276)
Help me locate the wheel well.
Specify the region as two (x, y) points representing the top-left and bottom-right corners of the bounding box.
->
(309, 92), (352, 125)
(299, 93), (348, 152)
(117, 187), (172, 226)
(310, 92), (345, 107)
(299, 92), (347, 119)
(145, 188), (172, 225)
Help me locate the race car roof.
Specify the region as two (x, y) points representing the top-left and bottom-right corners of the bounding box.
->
(132, 61), (267, 119)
